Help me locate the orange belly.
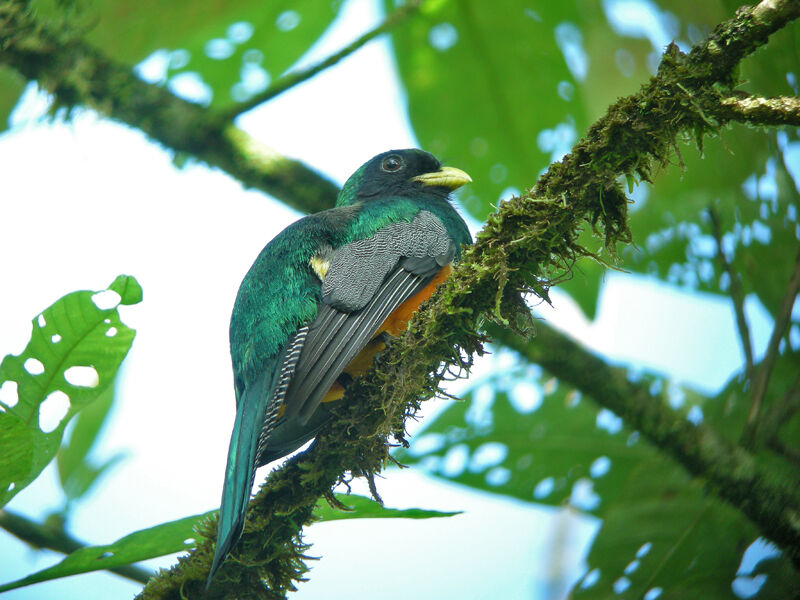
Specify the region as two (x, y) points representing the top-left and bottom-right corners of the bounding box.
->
(320, 263), (453, 403)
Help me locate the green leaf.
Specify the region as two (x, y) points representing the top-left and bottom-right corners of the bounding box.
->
(0, 67), (26, 132)
(398, 371), (799, 598)
(388, 0), (592, 222)
(109, 274), (143, 306)
(0, 276), (141, 508)
(314, 493), (461, 522)
(32, 0), (343, 109)
(396, 378), (657, 515)
(0, 494), (457, 591)
(574, 483), (762, 599)
(57, 384), (125, 504)
(0, 511), (211, 593)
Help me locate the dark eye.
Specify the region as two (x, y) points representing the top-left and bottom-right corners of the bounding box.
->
(381, 155), (403, 172)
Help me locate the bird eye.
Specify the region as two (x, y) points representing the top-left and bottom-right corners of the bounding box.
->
(381, 155), (403, 172)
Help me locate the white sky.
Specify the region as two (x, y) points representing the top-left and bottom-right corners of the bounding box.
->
(0, 1), (776, 598)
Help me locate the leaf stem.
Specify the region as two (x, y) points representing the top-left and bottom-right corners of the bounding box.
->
(742, 244), (800, 447)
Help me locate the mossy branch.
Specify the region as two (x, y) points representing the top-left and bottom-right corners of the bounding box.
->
(2, 0), (800, 596)
(715, 93), (800, 126)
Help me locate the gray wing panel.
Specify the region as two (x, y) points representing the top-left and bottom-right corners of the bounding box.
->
(282, 267), (429, 424)
(281, 210), (456, 425)
(322, 210), (453, 312)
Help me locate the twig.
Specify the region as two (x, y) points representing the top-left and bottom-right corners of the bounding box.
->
(707, 207), (755, 381)
(0, 509), (151, 585)
(742, 244), (800, 447)
(714, 93), (800, 127)
(220, 1), (422, 121)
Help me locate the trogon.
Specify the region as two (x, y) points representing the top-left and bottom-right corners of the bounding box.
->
(208, 149), (472, 582)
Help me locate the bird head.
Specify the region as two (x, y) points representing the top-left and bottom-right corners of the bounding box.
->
(337, 149), (472, 206)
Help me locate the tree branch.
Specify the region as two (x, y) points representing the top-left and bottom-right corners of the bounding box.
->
(219, 0), (422, 121)
(0, 509), (151, 585)
(707, 207), (755, 381)
(713, 93), (800, 127)
(742, 243), (800, 446)
(0, 0), (340, 214)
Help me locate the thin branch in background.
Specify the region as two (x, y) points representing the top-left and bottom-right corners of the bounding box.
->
(715, 94), (800, 127)
(743, 244), (800, 447)
(770, 439), (800, 463)
(756, 374), (800, 448)
(219, 0), (422, 121)
(0, 510), (151, 585)
(707, 207), (755, 380)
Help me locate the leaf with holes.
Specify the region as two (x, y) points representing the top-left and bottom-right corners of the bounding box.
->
(0, 493), (458, 591)
(0, 275), (141, 508)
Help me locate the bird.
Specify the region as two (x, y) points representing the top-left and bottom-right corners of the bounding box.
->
(208, 148), (472, 584)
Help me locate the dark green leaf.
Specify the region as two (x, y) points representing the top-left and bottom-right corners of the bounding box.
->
(0, 276), (141, 508)
(396, 382), (654, 515)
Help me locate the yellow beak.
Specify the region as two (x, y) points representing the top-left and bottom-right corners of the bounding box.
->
(411, 166), (472, 190)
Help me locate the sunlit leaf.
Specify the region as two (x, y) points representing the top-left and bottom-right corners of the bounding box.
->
(0, 275), (141, 508)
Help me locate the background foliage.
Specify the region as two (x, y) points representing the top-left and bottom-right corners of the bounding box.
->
(1, 0), (799, 598)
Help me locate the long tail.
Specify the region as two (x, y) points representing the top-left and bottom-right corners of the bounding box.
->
(206, 380), (269, 586)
